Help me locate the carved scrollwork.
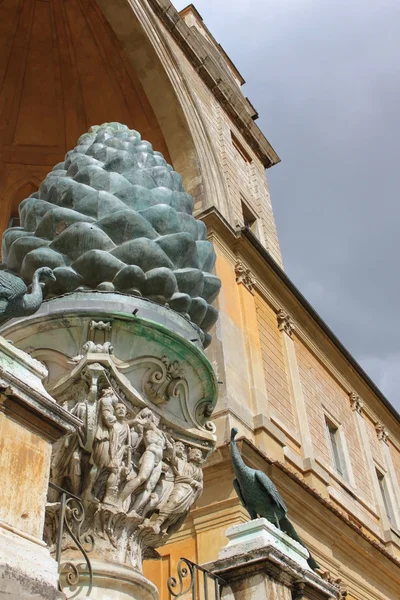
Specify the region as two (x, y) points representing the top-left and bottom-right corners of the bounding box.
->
(349, 392), (364, 414)
(235, 260), (255, 293)
(82, 341), (114, 355)
(375, 422), (389, 443)
(194, 400), (216, 433)
(143, 355), (186, 406)
(277, 308), (295, 337)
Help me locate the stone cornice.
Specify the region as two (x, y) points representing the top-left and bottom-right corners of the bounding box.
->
(147, 0), (280, 168)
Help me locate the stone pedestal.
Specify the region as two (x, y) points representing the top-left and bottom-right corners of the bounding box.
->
(204, 519), (339, 600)
(1, 293), (218, 599)
(0, 337), (80, 599)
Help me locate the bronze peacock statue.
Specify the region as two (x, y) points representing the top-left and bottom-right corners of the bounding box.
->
(0, 266), (55, 324)
(230, 427), (319, 570)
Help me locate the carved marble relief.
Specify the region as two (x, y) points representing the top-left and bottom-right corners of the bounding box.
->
(45, 349), (209, 571)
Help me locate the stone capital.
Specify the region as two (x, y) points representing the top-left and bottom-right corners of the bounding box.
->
(234, 260), (255, 293)
(277, 309), (295, 338)
(349, 392), (364, 415)
(375, 422), (389, 444)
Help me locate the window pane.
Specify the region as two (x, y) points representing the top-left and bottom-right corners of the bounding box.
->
(326, 421), (344, 476)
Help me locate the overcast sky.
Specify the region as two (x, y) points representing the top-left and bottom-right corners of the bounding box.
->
(174, 0), (400, 411)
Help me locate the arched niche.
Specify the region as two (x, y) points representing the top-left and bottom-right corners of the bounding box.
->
(95, 0), (209, 202)
(0, 0), (208, 237)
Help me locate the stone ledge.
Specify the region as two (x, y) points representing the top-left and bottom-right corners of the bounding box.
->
(254, 413), (286, 446)
(0, 336), (80, 439)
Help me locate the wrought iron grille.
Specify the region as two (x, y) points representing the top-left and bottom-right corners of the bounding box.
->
(167, 557), (225, 600)
(48, 482), (94, 598)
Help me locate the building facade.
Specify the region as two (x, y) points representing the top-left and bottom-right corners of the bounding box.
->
(0, 2), (399, 599)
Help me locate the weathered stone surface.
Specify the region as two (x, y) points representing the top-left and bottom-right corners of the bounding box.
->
(1, 123), (221, 340)
(0, 336), (80, 600)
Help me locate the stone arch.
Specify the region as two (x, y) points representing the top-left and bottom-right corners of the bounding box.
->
(0, 0), (229, 238)
(96, 0), (229, 212)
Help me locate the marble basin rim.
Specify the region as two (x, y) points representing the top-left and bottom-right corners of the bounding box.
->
(0, 290), (205, 348)
(0, 291), (218, 443)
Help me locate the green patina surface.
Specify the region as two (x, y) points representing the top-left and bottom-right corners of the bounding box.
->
(1, 123), (221, 346)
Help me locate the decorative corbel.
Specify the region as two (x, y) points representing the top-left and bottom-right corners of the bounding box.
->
(277, 308), (295, 338)
(234, 260), (255, 293)
(375, 422), (389, 444)
(349, 392), (364, 415)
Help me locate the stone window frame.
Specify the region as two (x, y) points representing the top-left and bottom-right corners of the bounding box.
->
(322, 409), (355, 487)
(375, 467), (395, 526)
(241, 196), (260, 238)
(373, 460), (400, 535)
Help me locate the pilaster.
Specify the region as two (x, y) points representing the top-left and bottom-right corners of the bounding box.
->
(276, 309), (314, 461)
(0, 337), (79, 600)
(375, 422), (400, 533)
(349, 393), (382, 511)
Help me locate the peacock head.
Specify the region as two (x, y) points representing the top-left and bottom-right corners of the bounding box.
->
(36, 267), (56, 282)
(230, 427), (239, 441)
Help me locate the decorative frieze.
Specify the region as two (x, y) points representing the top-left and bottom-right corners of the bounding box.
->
(349, 392), (364, 415)
(375, 422), (389, 444)
(277, 309), (295, 338)
(235, 260), (255, 293)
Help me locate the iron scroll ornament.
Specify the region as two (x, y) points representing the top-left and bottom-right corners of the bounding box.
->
(48, 482), (94, 598)
(167, 557), (225, 600)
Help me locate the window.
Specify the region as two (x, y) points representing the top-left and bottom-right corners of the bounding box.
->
(376, 470), (394, 525)
(325, 419), (346, 477)
(241, 199), (259, 237)
(231, 133), (251, 163)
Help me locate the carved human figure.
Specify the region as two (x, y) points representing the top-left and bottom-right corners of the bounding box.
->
(118, 408), (165, 512)
(152, 446), (203, 535)
(141, 439), (184, 519)
(82, 387), (118, 502)
(51, 399), (91, 496)
(102, 402), (132, 505)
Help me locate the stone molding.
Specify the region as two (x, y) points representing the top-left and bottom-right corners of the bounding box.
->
(234, 260), (255, 293)
(205, 544), (339, 600)
(277, 308), (295, 338)
(349, 392), (364, 415)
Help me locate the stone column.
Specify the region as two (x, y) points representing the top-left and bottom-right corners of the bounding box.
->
(205, 519), (340, 600)
(0, 337), (80, 600)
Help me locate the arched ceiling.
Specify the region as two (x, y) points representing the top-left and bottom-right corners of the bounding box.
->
(0, 0), (171, 235)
